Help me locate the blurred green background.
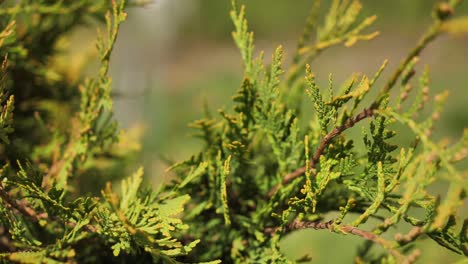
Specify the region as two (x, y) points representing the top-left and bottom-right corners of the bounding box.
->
(105, 0), (467, 263)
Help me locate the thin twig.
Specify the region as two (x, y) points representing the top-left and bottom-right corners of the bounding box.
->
(287, 220), (421, 264)
(394, 226), (424, 245)
(0, 182), (44, 222)
(0, 182), (97, 232)
(268, 108), (374, 196)
(371, 22), (441, 109)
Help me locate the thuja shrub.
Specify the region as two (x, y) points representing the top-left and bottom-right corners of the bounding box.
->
(0, 0), (466, 263)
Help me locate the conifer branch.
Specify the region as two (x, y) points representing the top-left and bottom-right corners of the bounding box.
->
(44, 0), (127, 189)
(271, 1), (464, 197)
(373, 0), (461, 108)
(287, 0), (378, 86)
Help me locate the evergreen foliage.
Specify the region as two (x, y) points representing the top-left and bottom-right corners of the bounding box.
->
(0, 0), (467, 263)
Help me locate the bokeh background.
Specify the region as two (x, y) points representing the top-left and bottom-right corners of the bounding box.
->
(100, 0), (466, 263)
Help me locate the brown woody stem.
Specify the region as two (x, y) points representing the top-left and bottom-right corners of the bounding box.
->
(0, 182), (45, 222)
(0, 182), (97, 232)
(268, 108), (374, 197)
(287, 220), (421, 264)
